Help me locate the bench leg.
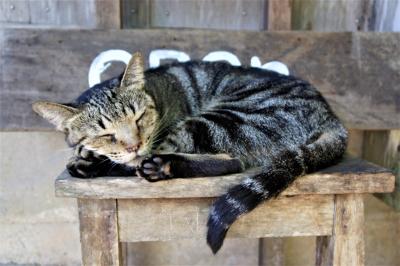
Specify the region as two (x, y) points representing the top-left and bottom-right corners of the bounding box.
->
(78, 199), (121, 266)
(315, 194), (364, 266)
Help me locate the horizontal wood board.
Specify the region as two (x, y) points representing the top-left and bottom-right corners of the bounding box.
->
(1, 29), (399, 129)
(121, 0), (267, 30)
(55, 157), (395, 199)
(118, 194), (334, 242)
(0, 0), (120, 29)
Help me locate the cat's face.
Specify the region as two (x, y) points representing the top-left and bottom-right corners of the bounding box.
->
(33, 53), (158, 166)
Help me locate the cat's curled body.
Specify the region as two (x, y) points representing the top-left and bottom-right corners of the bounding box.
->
(33, 53), (347, 253)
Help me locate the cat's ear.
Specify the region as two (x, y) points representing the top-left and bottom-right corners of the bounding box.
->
(121, 52), (145, 88)
(32, 101), (79, 131)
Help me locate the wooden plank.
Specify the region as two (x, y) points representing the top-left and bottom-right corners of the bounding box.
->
(55, 157), (395, 199)
(121, 0), (150, 29)
(118, 194), (334, 242)
(0, 0), (120, 28)
(291, 0), (367, 31)
(122, 0), (267, 30)
(150, 0), (266, 30)
(94, 0), (121, 29)
(369, 0), (400, 31)
(293, 0), (400, 32)
(28, 0), (95, 27)
(0, 0), (30, 24)
(363, 130), (400, 211)
(1, 29), (399, 130)
(78, 199), (121, 266)
(315, 194), (364, 266)
(292, 0), (400, 32)
(267, 0), (291, 30)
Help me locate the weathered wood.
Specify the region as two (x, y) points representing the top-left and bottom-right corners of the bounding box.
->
(315, 194), (364, 266)
(1, 29), (399, 129)
(118, 194), (334, 242)
(0, 0), (120, 29)
(150, 0), (266, 30)
(55, 157), (395, 199)
(0, 0), (30, 24)
(363, 130), (400, 211)
(292, 0), (400, 32)
(267, 0), (291, 30)
(315, 236), (333, 266)
(121, 0), (150, 29)
(122, 0), (267, 30)
(78, 198), (121, 266)
(369, 0), (400, 32)
(94, 0), (121, 29)
(292, 0), (368, 31)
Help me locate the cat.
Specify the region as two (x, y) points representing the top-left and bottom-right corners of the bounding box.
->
(33, 52), (348, 253)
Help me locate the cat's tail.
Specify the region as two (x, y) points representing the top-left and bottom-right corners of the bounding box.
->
(206, 121), (347, 254)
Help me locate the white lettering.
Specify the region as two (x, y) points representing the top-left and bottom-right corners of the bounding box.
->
(203, 51), (241, 66)
(88, 49), (132, 87)
(89, 50), (290, 86)
(149, 49), (190, 68)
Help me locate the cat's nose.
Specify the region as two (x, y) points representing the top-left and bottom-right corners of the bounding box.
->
(126, 142), (141, 153)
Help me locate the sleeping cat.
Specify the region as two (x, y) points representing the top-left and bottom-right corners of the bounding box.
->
(33, 52), (347, 253)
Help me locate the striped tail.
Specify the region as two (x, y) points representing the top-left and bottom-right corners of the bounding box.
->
(206, 124), (347, 253)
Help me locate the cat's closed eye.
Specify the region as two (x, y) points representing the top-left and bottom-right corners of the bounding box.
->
(136, 110), (146, 122)
(100, 134), (117, 144)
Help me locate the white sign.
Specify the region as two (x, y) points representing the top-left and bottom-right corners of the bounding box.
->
(88, 49), (290, 87)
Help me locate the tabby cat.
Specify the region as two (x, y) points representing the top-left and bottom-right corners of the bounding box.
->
(33, 53), (347, 253)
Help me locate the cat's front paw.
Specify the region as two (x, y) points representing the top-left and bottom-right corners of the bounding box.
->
(137, 155), (173, 182)
(67, 155), (101, 178)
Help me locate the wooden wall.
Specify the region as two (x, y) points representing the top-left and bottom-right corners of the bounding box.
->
(122, 0), (268, 30)
(0, 0), (120, 28)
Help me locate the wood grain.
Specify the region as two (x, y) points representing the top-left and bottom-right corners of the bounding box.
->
(94, 0), (121, 29)
(55, 157), (395, 199)
(78, 199), (121, 266)
(122, 0), (267, 30)
(315, 194), (365, 266)
(1, 29), (399, 130)
(150, 0), (266, 30)
(0, 0), (120, 29)
(0, 0), (30, 24)
(121, 0), (151, 29)
(291, 0), (368, 31)
(118, 194), (333, 242)
(267, 0), (291, 30)
(292, 0), (400, 32)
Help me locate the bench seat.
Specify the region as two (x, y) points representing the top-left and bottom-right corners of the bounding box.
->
(56, 157), (394, 199)
(55, 157), (395, 266)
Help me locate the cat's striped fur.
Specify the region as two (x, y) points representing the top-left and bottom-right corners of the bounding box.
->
(33, 54), (347, 253)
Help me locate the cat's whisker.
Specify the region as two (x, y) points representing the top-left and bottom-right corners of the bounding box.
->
(97, 157), (111, 166)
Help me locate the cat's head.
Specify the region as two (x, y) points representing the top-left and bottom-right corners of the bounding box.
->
(32, 53), (158, 166)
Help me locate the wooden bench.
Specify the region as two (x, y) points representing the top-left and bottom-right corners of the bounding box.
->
(56, 157), (394, 266)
